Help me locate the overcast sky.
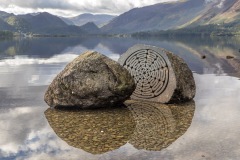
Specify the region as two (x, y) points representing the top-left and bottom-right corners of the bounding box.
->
(0, 0), (178, 17)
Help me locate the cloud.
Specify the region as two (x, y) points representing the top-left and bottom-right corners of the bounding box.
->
(0, 43), (120, 87)
(0, 54), (75, 88)
(0, 0), (178, 16)
(0, 0), (73, 10)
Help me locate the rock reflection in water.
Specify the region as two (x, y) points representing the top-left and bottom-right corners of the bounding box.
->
(126, 100), (195, 151)
(44, 106), (136, 154)
(45, 100), (195, 154)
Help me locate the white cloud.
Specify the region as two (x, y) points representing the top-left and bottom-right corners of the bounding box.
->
(0, 54), (74, 87)
(0, 0), (178, 16)
(0, 43), (120, 87)
(0, 54), (78, 67)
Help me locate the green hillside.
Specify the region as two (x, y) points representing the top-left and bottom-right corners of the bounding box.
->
(102, 0), (239, 34)
(0, 11), (94, 35)
(5, 16), (30, 32)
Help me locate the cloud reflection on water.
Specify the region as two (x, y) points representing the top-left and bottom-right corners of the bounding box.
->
(164, 73), (240, 160)
(1, 72), (240, 160)
(0, 53), (119, 87)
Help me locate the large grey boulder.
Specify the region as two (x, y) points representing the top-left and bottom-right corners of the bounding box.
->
(44, 51), (135, 109)
(118, 44), (195, 103)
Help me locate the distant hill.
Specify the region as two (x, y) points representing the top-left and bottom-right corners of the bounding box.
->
(181, 0), (239, 27)
(0, 11), (13, 31)
(0, 11), (92, 35)
(0, 18), (13, 31)
(59, 16), (75, 25)
(1, 0), (239, 36)
(5, 15), (30, 32)
(61, 13), (116, 27)
(0, 11), (13, 19)
(206, 0), (240, 26)
(0, 11), (30, 32)
(102, 0), (240, 33)
(79, 22), (101, 34)
(18, 12), (68, 32)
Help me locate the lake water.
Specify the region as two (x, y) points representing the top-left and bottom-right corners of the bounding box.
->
(0, 36), (240, 160)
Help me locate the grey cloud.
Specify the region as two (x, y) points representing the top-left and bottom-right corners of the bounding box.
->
(1, 0), (74, 10)
(0, 0), (178, 15)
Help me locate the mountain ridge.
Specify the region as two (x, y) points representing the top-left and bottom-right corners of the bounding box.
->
(102, 0), (240, 34)
(18, 12), (68, 32)
(0, 11), (99, 35)
(60, 13), (116, 27)
(0, 0), (239, 36)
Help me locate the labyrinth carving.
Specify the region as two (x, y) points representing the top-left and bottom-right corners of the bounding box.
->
(122, 49), (169, 99)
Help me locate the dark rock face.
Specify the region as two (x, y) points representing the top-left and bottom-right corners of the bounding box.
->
(118, 44), (195, 103)
(166, 51), (196, 103)
(44, 51), (135, 109)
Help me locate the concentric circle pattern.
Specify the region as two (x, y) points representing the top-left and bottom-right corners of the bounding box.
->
(123, 49), (169, 99)
(127, 101), (176, 151)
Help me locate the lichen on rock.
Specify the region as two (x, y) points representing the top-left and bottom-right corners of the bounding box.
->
(44, 51), (135, 109)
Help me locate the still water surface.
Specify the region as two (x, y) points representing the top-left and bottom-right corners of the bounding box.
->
(0, 36), (240, 160)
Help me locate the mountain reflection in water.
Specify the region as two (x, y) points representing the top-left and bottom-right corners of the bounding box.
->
(45, 100), (195, 154)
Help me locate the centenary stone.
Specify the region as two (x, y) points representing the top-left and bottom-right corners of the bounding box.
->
(44, 51), (135, 109)
(118, 44), (196, 103)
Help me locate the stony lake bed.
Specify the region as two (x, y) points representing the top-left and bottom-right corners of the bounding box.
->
(0, 36), (240, 160)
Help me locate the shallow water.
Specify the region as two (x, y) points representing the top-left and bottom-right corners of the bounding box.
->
(0, 36), (240, 160)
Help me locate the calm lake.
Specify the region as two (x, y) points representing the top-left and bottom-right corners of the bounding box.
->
(0, 36), (240, 160)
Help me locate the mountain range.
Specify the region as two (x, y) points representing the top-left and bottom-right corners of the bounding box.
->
(0, 0), (239, 35)
(0, 11), (114, 35)
(102, 0), (240, 33)
(60, 13), (116, 27)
